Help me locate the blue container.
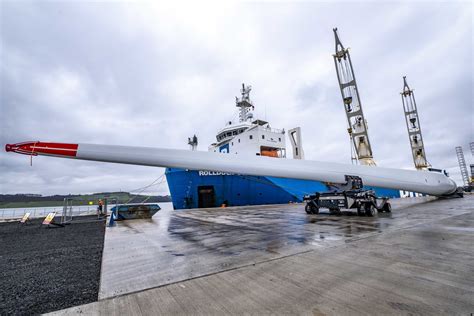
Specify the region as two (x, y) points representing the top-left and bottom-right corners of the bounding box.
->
(110, 204), (161, 220)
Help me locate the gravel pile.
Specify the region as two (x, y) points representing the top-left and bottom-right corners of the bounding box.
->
(0, 216), (105, 315)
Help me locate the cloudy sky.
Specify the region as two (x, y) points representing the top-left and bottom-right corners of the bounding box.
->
(1, 1), (472, 196)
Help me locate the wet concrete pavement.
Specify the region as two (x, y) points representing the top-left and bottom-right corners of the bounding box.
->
(97, 196), (462, 298)
(52, 195), (474, 315)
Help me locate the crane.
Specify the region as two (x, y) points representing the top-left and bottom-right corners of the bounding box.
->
(455, 146), (471, 190)
(400, 76), (430, 170)
(333, 28), (376, 166)
(470, 142), (474, 185)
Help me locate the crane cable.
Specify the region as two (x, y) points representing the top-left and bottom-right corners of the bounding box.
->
(125, 172), (167, 204)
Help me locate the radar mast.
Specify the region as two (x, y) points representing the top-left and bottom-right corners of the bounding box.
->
(235, 83), (254, 123)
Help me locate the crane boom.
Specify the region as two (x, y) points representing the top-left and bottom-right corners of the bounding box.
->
(401, 76), (430, 170)
(5, 141), (458, 196)
(333, 28), (376, 166)
(455, 146), (470, 186)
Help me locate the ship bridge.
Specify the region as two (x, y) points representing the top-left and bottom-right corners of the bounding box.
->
(215, 122), (252, 143)
(209, 84), (286, 157)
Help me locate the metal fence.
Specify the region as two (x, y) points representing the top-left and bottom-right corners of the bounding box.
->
(0, 205), (98, 220)
(1, 202), (173, 220)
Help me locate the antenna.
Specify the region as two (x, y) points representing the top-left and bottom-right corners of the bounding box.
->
(332, 28), (376, 166)
(188, 134), (198, 151)
(401, 76), (430, 170)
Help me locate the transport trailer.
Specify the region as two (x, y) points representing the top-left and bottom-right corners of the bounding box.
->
(303, 176), (391, 216)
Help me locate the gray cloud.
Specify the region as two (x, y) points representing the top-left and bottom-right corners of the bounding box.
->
(1, 1), (472, 195)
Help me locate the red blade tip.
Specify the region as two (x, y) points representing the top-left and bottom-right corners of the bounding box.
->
(4, 141), (78, 157)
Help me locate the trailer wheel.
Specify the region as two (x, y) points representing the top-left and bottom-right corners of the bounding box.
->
(382, 202), (392, 213)
(365, 204), (376, 217)
(357, 206), (364, 216)
(305, 203), (319, 215)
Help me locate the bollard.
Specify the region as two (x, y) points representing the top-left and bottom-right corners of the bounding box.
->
(107, 207), (116, 227)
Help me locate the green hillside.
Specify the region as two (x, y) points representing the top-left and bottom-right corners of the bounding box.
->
(0, 192), (171, 209)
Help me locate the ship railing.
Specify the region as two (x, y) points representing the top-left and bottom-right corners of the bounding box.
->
(262, 126), (285, 134)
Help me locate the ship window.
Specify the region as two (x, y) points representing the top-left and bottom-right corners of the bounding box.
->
(238, 139), (240, 143)
(279, 137), (281, 142)
(249, 135), (253, 140)
(233, 131), (237, 135)
(262, 135), (265, 139)
(231, 142), (233, 146)
(227, 132), (231, 137)
(260, 146), (284, 158)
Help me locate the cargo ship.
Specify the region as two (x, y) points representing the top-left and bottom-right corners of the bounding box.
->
(165, 84), (401, 209)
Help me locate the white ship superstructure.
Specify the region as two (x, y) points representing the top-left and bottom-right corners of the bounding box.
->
(208, 84), (286, 159)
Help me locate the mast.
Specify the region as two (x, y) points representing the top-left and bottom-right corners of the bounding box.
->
(332, 28), (376, 166)
(235, 83), (254, 123)
(188, 134), (198, 151)
(400, 76), (430, 170)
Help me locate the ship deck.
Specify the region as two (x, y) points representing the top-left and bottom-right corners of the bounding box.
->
(50, 195), (474, 315)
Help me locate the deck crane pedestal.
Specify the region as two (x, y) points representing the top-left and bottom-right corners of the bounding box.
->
(401, 76), (430, 170)
(333, 28), (376, 167)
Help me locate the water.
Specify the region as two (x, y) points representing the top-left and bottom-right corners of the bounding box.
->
(0, 202), (174, 219)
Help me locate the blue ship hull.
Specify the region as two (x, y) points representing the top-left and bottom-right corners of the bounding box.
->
(165, 168), (401, 210)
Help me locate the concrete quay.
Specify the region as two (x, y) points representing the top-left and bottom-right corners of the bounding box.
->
(50, 196), (474, 315)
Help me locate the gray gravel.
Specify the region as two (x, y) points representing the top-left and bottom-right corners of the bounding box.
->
(0, 216), (105, 315)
